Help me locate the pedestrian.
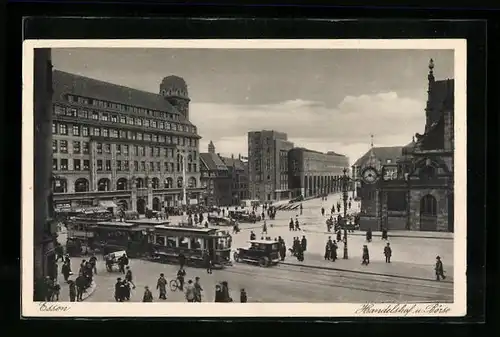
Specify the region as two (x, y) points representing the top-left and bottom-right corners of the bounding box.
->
(194, 277), (203, 302)
(123, 280), (131, 300)
(204, 249), (213, 274)
(336, 229), (342, 242)
(331, 240), (338, 261)
(61, 260), (71, 282)
(366, 228), (372, 242)
(250, 231), (256, 240)
(214, 284), (224, 302)
(185, 280), (196, 302)
(75, 273), (86, 301)
(324, 242), (331, 260)
(381, 227), (388, 240)
(301, 235), (307, 252)
(300, 203), (303, 215)
(55, 242), (64, 262)
(240, 288), (247, 303)
(262, 220), (267, 235)
(179, 252), (186, 269)
(51, 280), (61, 301)
(361, 245), (370, 265)
(68, 280), (76, 302)
(321, 207), (325, 216)
(289, 218), (294, 231)
(435, 256), (446, 281)
(125, 266), (136, 289)
(156, 273), (167, 300)
(89, 255), (97, 275)
(295, 219), (300, 231)
(177, 267), (186, 291)
(118, 255), (126, 274)
(114, 277), (124, 302)
(384, 243), (392, 263)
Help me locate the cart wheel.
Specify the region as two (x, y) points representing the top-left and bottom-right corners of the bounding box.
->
(259, 257), (269, 267)
(169, 279), (178, 292)
(233, 252), (240, 262)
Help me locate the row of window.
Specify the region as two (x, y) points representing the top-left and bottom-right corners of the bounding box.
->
(52, 122), (198, 147)
(55, 104), (196, 133)
(53, 158), (198, 173)
(66, 95), (185, 120)
(52, 140), (197, 160)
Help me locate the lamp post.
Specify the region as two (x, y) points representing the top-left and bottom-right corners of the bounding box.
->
(178, 151), (188, 213)
(341, 167), (351, 259)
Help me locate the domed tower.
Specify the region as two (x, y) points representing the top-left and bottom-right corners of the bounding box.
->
(160, 75), (191, 120)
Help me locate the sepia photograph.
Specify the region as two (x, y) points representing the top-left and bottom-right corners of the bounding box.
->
(22, 39), (466, 317)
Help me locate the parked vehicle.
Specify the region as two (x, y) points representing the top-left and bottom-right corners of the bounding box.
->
(228, 210), (261, 223)
(207, 215), (234, 226)
(233, 240), (280, 267)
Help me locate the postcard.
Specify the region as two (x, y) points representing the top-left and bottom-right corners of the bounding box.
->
(22, 39), (466, 317)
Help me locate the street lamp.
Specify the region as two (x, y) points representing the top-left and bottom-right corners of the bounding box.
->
(341, 167), (351, 259)
(177, 151), (188, 213)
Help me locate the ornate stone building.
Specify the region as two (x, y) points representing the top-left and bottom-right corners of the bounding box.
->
(199, 141), (232, 206)
(355, 59), (454, 232)
(221, 154), (250, 205)
(51, 71), (204, 214)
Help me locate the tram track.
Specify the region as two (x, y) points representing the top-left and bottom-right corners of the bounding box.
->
(222, 263), (453, 302)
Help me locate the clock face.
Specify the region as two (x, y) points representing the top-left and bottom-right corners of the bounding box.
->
(362, 167), (378, 184)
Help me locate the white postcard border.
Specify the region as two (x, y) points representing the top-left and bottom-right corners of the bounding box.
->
(21, 39), (467, 317)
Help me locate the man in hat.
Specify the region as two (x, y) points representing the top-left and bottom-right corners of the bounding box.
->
(435, 256), (446, 281)
(384, 243), (392, 263)
(361, 245), (370, 265)
(142, 286), (153, 302)
(156, 273), (167, 300)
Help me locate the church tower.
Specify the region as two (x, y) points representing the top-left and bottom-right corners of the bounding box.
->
(159, 75), (191, 120)
(208, 141), (215, 154)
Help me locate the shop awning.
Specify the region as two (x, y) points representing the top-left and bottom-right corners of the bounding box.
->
(99, 200), (117, 208)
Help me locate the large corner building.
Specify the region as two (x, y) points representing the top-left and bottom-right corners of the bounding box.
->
(51, 70), (204, 214)
(248, 131), (294, 202)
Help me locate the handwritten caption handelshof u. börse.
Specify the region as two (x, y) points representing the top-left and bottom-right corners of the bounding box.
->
(355, 303), (452, 316)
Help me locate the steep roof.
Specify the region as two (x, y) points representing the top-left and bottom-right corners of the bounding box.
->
(353, 146), (404, 167)
(220, 157), (246, 171)
(199, 153), (228, 171)
(52, 70), (181, 116)
(427, 79), (454, 127)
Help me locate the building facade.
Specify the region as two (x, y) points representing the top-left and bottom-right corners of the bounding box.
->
(51, 70), (204, 214)
(221, 154), (250, 205)
(34, 49), (59, 297)
(354, 60), (454, 232)
(248, 130), (294, 202)
(199, 142), (232, 206)
(288, 148), (349, 198)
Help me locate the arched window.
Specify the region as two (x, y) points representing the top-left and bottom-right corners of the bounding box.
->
(116, 178), (128, 191)
(152, 197), (161, 211)
(52, 178), (67, 193)
(164, 177), (173, 188)
(97, 178), (111, 191)
(74, 178), (89, 193)
(420, 194), (437, 216)
(136, 177), (144, 188)
(177, 177), (183, 188)
(152, 177), (160, 189)
(188, 177), (197, 188)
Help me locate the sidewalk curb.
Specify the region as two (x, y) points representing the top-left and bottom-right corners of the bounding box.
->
(302, 229), (454, 240)
(80, 281), (97, 301)
(280, 262), (453, 284)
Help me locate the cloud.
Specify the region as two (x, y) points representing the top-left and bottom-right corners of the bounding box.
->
(190, 92), (425, 164)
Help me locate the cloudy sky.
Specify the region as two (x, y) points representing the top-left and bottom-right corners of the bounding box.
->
(52, 48), (454, 164)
